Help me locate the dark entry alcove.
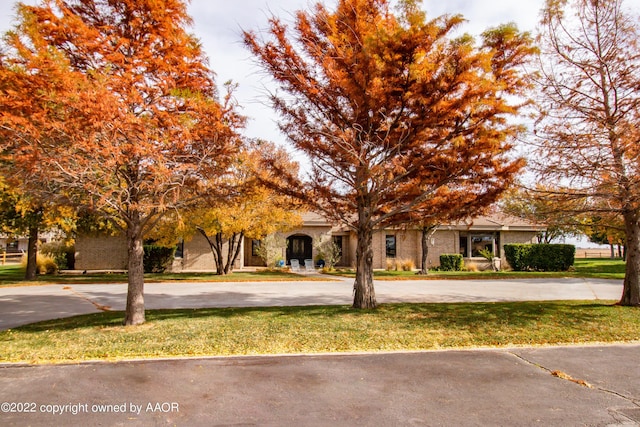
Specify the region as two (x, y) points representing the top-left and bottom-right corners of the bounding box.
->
(286, 234), (312, 265)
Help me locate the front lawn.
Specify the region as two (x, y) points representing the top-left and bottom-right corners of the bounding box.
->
(0, 266), (324, 287)
(0, 257), (626, 286)
(1, 301), (638, 364)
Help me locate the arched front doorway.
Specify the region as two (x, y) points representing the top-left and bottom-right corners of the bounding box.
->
(286, 234), (312, 266)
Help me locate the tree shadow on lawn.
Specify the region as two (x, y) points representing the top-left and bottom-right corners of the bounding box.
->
(9, 301), (623, 334)
(385, 301), (618, 330)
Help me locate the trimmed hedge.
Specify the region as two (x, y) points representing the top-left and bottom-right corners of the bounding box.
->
(143, 244), (175, 273)
(504, 244), (575, 272)
(440, 254), (464, 271)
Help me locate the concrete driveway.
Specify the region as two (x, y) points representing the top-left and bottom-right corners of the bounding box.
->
(0, 276), (624, 330)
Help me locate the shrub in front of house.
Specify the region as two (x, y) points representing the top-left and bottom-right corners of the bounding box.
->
(143, 244), (175, 273)
(400, 258), (415, 271)
(504, 244), (575, 271)
(20, 253), (58, 275)
(40, 241), (75, 270)
(439, 254), (464, 271)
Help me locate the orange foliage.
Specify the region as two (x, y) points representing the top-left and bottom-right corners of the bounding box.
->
(0, 0), (243, 324)
(244, 0), (536, 308)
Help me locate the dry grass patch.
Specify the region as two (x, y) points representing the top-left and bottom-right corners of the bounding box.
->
(2, 301), (639, 364)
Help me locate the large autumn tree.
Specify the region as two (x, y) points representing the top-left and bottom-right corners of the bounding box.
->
(532, 0), (640, 305)
(157, 141), (303, 275)
(244, 0), (535, 308)
(0, 0), (242, 324)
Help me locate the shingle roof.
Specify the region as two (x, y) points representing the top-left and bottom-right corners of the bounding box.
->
(300, 210), (544, 232)
(451, 213), (544, 231)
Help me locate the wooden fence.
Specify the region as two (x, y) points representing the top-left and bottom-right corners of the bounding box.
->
(574, 249), (621, 259)
(1, 252), (24, 265)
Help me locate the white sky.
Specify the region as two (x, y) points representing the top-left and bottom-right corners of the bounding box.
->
(2, 0), (638, 149)
(0, 0), (556, 151)
(2, 0), (639, 149)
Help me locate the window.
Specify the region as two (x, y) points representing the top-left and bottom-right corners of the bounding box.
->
(471, 235), (494, 257)
(459, 235), (468, 258)
(386, 235), (397, 258)
(333, 236), (343, 257)
(251, 240), (261, 257)
(174, 240), (184, 258)
(459, 233), (500, 258)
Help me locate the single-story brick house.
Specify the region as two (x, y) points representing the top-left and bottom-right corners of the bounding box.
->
(74, 211), (543, 272)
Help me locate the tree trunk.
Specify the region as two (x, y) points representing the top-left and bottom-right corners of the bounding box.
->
(124, 219), (146, 325)
(224, 232), (244, 274)
(610, 243), (615, 259)
(24, 224), (39, 280)
(419, 228), (429, 275)
(353, 223), (376, 309)
(417, 225), (437, 275)
(196, 227), (225, 275)
(214, 233), (225, 275)
(620, 211), (640, 306)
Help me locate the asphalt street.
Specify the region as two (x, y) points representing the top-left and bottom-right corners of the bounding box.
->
(1, 345), (639, 426)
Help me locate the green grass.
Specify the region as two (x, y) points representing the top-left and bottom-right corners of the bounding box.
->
(572, 258), (627, 279)
(0, 258), (626, 286)
(328, 258), (627, 280)
(0, 267), (323, 287)
(1, 301), (638, 364)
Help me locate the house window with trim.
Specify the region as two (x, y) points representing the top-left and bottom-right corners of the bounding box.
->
(386, 235), (397, 258)
(251, 240), (261, 257)
(459, 233), (500, 258)
(5, 240), (18, 253)
(333, 236), (343, 258)
(174, 240), (184, 258)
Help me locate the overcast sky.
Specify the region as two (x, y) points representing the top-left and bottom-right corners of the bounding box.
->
(2, 0), (639, 146)
(0, 0), (558, 148)
(2, 0), (638, 149)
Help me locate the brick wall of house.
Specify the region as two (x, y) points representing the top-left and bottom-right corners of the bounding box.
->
(366, 229), (538, 270)
(355, 228), (461, 270)
(177, 232), (242, 272)
(370, 229), (461, 269)
(500, 231), (538, 247)
(427, 230), (458, 268)
(74, 225), (542, 272)
(75, 235), (128, 271)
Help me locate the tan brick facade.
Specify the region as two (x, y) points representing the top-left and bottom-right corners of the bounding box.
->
(74, 213), (542, 272)
(175, 232), (242, 272)
(74, 235), (128, 271)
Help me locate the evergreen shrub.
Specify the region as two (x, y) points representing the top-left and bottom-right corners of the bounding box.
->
(143, 244), (175, 273)
(504, 244), (575, 271)
(439, 254), (464, 271)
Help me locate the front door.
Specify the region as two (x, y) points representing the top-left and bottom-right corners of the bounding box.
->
(287, 235), (312, 265)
